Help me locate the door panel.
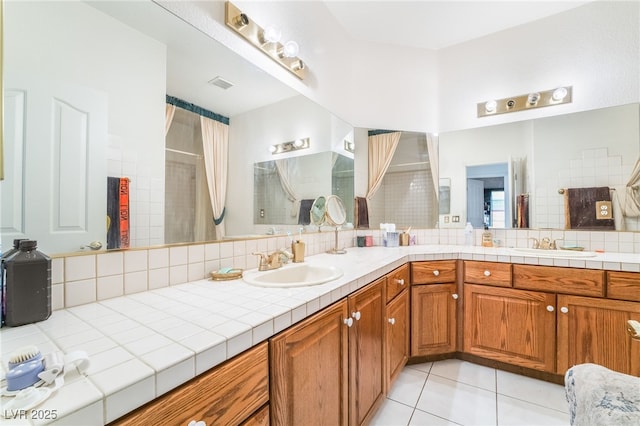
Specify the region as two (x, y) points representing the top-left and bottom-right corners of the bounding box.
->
(467, 178), (484, 228)
(3, 77), (107, 253)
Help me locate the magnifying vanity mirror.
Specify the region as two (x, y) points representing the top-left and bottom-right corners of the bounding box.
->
(325, 195), (347, 227)
(325, 195), (347, 254)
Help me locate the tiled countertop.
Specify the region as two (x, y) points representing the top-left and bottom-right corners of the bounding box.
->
(1, 245), (639, 424)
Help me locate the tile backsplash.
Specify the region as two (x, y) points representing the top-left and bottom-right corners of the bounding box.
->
(51, 228), (640, 311)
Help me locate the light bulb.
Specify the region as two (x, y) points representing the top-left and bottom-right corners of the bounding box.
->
(294, 139), (304, 147)
(485, 100), (497, 113)
(552, 87), (568, 101)
(262, 25), (281, 44)
(527, 92), (540, 105)
(281, 41), (299, 58)
(269, 145), (277, 153)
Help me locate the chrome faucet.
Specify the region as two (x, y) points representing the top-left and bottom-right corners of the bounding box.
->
(253, 249), (293, 271)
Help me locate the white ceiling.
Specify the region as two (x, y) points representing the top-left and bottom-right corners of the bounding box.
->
(323, 1), (593, 50)
(88, 1), (593, 117)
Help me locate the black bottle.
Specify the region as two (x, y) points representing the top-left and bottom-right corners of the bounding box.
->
(1, 239), (28, 327)
(3, 240), (51, 326)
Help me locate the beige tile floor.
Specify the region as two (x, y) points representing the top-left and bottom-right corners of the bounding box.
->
(371, 359), (570, 426)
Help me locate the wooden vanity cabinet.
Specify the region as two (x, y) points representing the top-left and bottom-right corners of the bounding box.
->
(112, 342), (269, 426)
(557, 294), (640, 376)
(464, 263), (640, 376)
(270, 278), (385, 426)
(411, 261), (458, 356)
(385, 265), (410, 391)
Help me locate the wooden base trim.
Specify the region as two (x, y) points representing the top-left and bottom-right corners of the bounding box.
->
(407, 352), (565, 386)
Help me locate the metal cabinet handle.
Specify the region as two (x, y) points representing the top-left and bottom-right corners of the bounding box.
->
(547, 305), (555, 312)
(388, 318), (396, 325)
(560, 307), (569, 314)
(352, 311), (361, 321)
(452, 293), (459, 300)
(484, 270), (491, 277)
(396, 278), (405, 285)
(344, 317), (354, 327)
(433, 270), (440, 276)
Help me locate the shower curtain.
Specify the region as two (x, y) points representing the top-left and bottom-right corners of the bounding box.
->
(366, 131), (402, 200)
(201, 116), (229, 239)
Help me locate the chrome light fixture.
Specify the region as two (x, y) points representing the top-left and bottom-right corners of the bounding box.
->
(270, 138), (310, 155)
(225, 2), (306, 80)
(477, 86), (572, 117)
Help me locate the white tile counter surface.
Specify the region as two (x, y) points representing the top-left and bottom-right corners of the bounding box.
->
(1, 245), (639, 424)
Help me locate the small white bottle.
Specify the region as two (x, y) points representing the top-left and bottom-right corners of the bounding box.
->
(464, 222), (474, 246)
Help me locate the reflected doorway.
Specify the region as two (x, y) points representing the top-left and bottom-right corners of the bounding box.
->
(466, 163), (510, 229)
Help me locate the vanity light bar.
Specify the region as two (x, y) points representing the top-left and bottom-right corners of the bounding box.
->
(270, 138), (310, 155)
(477, 86), (572, 118)
(225, 1), (306, 80)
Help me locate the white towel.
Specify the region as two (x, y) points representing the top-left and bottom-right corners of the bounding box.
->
(612, 186), (640, 230)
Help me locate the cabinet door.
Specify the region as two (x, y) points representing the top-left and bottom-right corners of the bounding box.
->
(411, 284), (458, 356)
(349, 278), (385, 426)
(464, 284), (556, 372)
(557, 295), (640, 376)
(386, 289), (409, 390)
(270, 300), (349, 426)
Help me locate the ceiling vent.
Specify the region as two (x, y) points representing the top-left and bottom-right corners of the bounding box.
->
(208, 76), (234, 90)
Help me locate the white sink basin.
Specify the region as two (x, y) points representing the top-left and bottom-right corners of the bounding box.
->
(243, 264), (343, 288)
(509, 248), (597, 258)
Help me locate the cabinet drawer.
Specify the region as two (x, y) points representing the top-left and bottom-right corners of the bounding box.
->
(464, 261), (512, 287)
(607, 271), (640, 302)
(113, 342), (269, 425)
(513, 265), (604, 297)
(411, 260), (456, 284)
(386, 264), (409, 303)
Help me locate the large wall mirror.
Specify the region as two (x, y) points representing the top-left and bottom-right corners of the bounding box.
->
(253, 152), (354, 230)
(1, 0), (353, 255)
(439, 103), (640, 231)
(359, 130), (439, 230)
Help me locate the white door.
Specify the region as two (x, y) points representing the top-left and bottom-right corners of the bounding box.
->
(2, 77), (107, 254)
(467, 179), (485, 228)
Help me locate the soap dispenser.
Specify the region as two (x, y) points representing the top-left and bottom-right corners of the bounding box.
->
(482, 226), (493, 247)
(292, 228), (305, 262)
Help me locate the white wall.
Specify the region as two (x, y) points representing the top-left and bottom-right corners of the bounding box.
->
(160, 0), (638, 134)
(437, 1), (640, 132)
(226, 96), (345, 235)
(4, 1), (167, 250)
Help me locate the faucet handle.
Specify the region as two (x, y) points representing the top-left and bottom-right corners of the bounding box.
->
(551, 239), (563, 250)
(529, 237), (540, 249)
(252, 252), (268, 268)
